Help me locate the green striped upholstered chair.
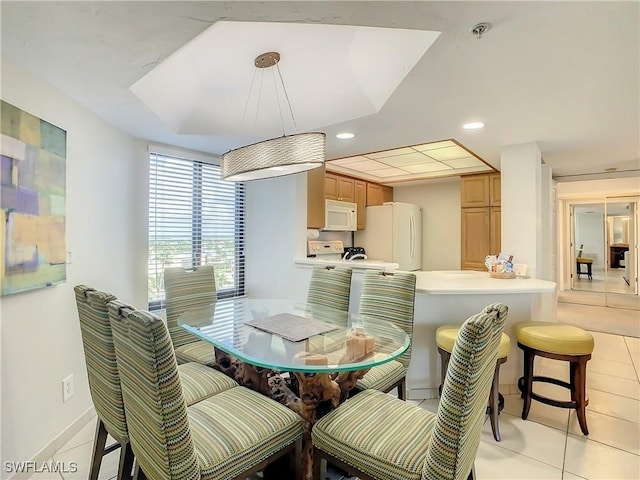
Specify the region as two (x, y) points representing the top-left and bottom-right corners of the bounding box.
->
(312, 303), (507, 480)
(108, 304), (304, 480)
(164, 266), (219, 366)
(354, 271), (417, 400)
(75, 286), (239, 480)
(74, 286), (133, 480)
(306, 266), (353, 312)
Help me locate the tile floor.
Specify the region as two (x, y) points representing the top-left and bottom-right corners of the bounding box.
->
(33, 330), (639, 480)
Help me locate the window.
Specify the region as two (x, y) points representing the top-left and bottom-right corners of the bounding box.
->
(148, 151), (245, 309)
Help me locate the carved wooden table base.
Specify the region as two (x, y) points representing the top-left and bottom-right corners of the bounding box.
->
(214, 347), (369, 480)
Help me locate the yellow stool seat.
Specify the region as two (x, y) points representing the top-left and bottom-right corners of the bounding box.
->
(576, 257), (593, 264)
(515, 322), (594, 355)
(437, 325), (511, 358)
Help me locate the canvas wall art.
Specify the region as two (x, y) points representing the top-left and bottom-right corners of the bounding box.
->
(1, 101), (66, 295)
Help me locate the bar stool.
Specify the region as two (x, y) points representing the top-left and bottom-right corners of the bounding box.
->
(515, 321), (594, 435)
(436, 325), (511, 441)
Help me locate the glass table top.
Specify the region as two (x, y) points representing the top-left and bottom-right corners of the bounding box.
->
(178, 298), (410, 373)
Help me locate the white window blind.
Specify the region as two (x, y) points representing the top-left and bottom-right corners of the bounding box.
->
(148, 152), (245, 309)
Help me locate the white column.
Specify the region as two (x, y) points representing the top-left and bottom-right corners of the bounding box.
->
(500, 142), (543, 278)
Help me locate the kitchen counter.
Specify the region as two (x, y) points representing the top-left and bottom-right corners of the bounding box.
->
(409, 270), (556, 294)
(294, 257), (399, 271)
(405, 271), (557, 400)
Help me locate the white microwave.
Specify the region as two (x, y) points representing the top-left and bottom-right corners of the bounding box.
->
(324, 199), (357, 231)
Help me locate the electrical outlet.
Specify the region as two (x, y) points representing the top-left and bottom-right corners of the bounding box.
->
(62, 375), (74, 403)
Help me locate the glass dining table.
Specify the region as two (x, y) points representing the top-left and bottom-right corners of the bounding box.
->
(178, 297), (410, 479)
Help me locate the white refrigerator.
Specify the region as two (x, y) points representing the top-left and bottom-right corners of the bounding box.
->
(355, 202), (422, 270)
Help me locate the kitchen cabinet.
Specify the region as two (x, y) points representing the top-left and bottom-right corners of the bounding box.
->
(366, 183), (393, 206)
(461, 173), (501, 207)
(307, 166), (393, 230)
(355, 180), (367, 230)
(460, 173), (501, 270)
(325, 173), (354, 202)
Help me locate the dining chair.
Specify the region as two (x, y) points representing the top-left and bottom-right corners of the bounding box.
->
(108, 303), (304, 480)
(353, 270), (417, 400)
(74, 286), (240, 480)
(164, 265), (219, 366)
(74, 285), (134, 480)
(306, 266), (353, 312)
(312, 304), (507, 480)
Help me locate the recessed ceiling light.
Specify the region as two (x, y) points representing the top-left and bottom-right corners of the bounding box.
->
(463, 122), (485, 130)
(336, 132), (355, 139)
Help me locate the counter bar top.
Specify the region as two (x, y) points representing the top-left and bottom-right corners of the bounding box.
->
(295, 257), (399, 271)
(408, 270), (556, 294)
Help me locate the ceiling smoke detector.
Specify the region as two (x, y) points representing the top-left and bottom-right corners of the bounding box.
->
(471, 22), (491, 39)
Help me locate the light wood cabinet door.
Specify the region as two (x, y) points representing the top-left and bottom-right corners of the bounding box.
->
(355, 180), (366, 230)
(461, 175), (490, 207)
(490, 207), (501, 254)
(490, 173), (501, 206)
(381, 185), (393, 203)
(337, 176), (355, 202)
(324, 173), (340, 200)
(325, 173), (354, 201)
(461, 207), (491, 270)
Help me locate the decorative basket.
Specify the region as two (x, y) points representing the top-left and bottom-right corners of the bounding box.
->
(489, 271), (516, 279)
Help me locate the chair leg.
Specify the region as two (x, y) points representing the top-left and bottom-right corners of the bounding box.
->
(488, 360), (502, 441)
(133, 463), (147, 480)
(312, 447), (324, 480)
(437, 348), (451, 397)
(89, 418), (108, 480)
(467, 463), (476, 480)
(520, 348), (535, 420)
(397, 378), (406, 401)
(572, 357), (590, 435)
(117, 442), (135, 480)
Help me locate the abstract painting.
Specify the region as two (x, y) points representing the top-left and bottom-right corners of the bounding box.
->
(1, 101), (66, 295)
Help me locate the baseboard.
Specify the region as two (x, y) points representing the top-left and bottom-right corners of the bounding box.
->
(7, 406), (95, 480)
(407, 387), (439, 401)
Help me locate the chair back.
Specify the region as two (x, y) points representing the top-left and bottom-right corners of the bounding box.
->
(108, 301), (199, 480)
(74, 285), (128, 445)
(422, 303), (508, 480)
(358, 271), (416, 368)
(306, 266), (353, 312)
(164, 265), (217, 347)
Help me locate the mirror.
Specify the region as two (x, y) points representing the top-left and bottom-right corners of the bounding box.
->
(608, 215), (629, 246)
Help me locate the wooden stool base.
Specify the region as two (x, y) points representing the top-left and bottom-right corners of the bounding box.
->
(517, 342), (591, 435)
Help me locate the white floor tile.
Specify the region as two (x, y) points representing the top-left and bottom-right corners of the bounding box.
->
(587, 388), (640, 423)
(590, 332), (632, 364)
(588, 357), (638, 381)
(417, 398), (439, 414)
(564, 434), (640, 479)
(480, 412), (567, 468)
(475, 440), (564, 479)
(502, 392), (570, 433)
(624, 336), (640, 355)
(562, 472), (587, 480)
(587, 370), (640, 400)
(24, 460), (64, 480)
(52, 439), (121, 480)
(55, 417), (97, 454)
(567, 410), (640, 455)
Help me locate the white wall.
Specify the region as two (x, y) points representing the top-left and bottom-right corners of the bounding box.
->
(245, 173), (310, 302)
(1, 57), (148, 471)
(392, 178), (461, 270)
